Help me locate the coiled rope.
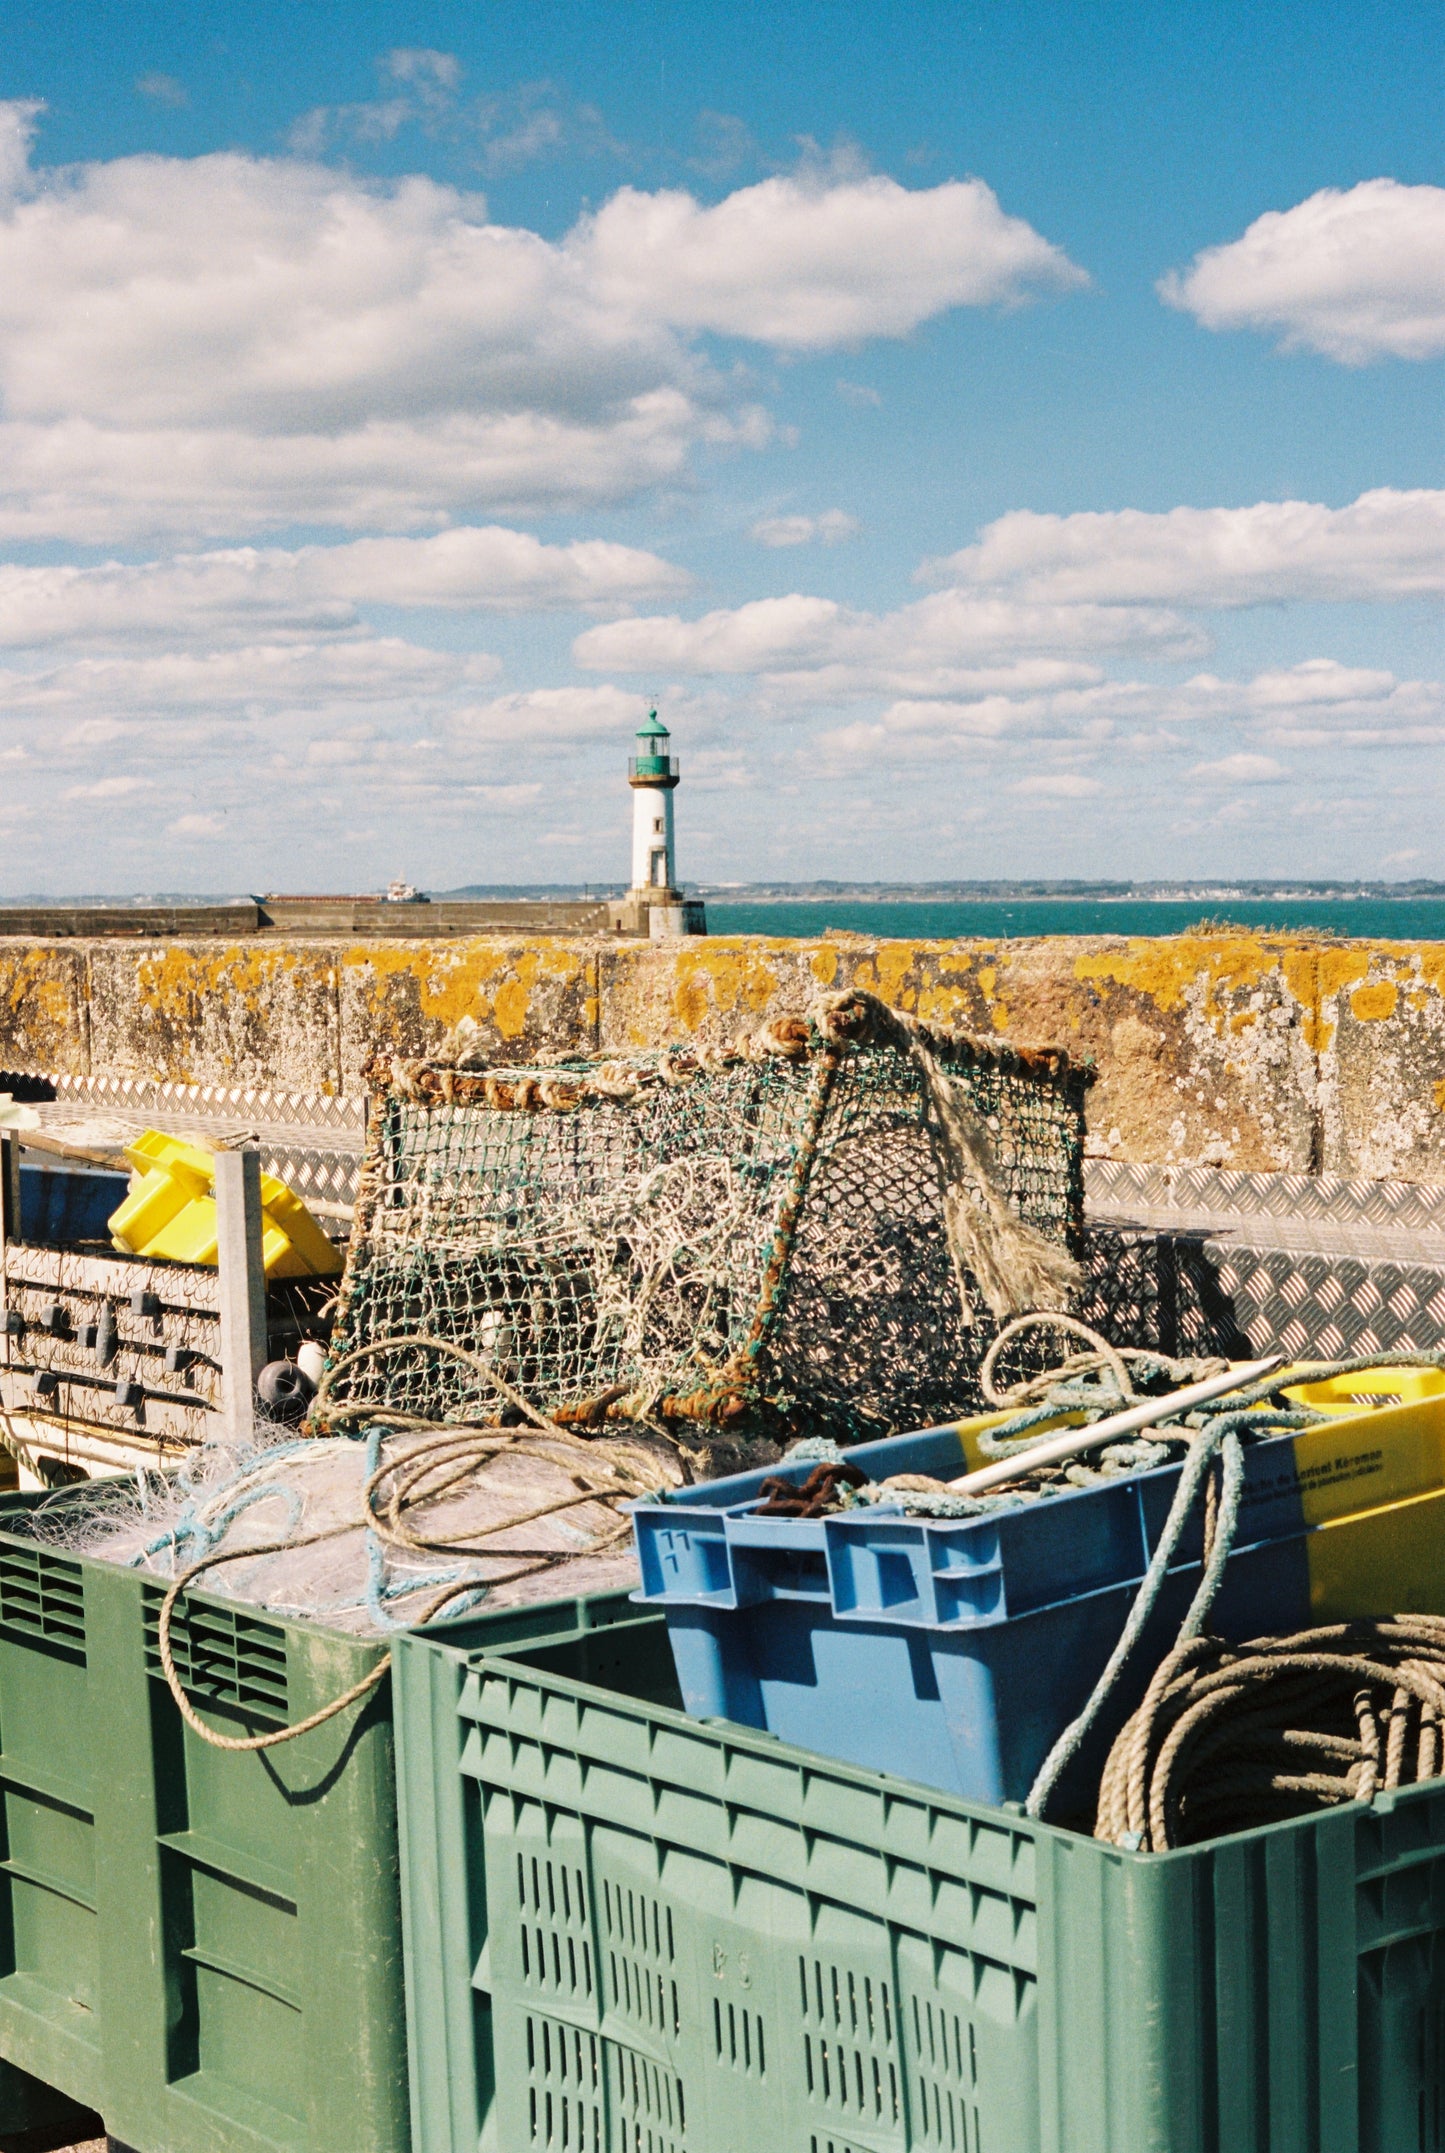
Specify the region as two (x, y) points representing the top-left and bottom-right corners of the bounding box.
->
(1095, 1618), (1445, 1849)
(999, 1338), (1445, 1825)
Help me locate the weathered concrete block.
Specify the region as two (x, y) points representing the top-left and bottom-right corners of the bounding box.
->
(338, 937), (599, 1077)
(0, 941), (89, 1077)
(85, 941), (342, 1091)
(1314, 943), (1445, 1181)
(599, 933), (1318, 1173)
(11, 928), (1445, 1187)
(1040, 934), (1319, 1172)
(598, 937), (836, 1048)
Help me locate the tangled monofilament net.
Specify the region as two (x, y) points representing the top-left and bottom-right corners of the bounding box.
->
(24, 1410), (690, 1635)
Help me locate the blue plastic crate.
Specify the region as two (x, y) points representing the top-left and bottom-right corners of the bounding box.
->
(19, 1162), (128, 1244)
(630, 1413), (1445, 1809)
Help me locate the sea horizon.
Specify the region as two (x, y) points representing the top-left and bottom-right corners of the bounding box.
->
(8, 882), (1445, 943)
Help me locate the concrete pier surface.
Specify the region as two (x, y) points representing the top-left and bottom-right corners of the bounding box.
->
(5, 927), (1445, 1186)
(0, 2122), (105, 2151)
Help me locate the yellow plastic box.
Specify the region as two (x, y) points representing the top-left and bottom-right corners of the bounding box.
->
(108, 1131), (342, 1278)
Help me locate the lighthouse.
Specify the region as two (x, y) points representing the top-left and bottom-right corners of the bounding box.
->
(610, 710), (706, 935)
(630, 709), (677, 893)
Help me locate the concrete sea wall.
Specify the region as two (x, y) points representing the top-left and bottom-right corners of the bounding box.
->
(5, 929), (1445, 1182)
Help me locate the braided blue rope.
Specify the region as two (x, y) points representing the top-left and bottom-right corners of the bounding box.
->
(133, 1478), (306, 1574)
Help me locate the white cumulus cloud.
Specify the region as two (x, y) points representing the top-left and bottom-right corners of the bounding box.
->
(448, 684), (648, 741)
(0, 101), (41, 199)
(0, 110), (1082, 538)
(579, 172), (1085, 348)
(1180, 660), (1445, 745)
(749, 510), (860, 548)
(1187, 752), (1287, 785)
(1011, 773), (1103, 798)
(804, 658), (1445, 771)
(574, 588), (1204, 692)
(0, 530), (689, 648)
(1159, 180), (1445, 362)
(926, 488), (1445, 606)
(0, 638), (499, 722)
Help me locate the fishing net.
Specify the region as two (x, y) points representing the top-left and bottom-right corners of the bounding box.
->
(24, 1413), (667, 1638)
(313, 989), (1090, 1444)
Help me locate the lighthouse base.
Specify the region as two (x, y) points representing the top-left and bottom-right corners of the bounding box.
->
(606, 889), (708, 937)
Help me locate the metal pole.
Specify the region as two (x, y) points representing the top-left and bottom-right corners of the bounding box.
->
(0, 1133), (19, 1243)
(215, 1148), (267, 1441)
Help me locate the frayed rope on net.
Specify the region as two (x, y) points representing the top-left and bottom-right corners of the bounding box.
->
(327, 987), (1088, 1440)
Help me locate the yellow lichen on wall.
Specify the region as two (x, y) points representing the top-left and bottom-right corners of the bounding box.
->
(88, 940), (341, 1090)
(15, 927), (1445, 1186)
(846, 940), (923, 1010)
(600, 937), (821, 1048)
(0, 944), (88, 1075)
(1072, 933), (1283, 1022)
(1057, 934), (1316, 1171)
(1350, 980), (1400, 1022)
(602, 932), (1318, 1172)
(1312, 943), (1445, 1179)
(1299, 945), (1373, 1051)
(337, 936), (598, 1073)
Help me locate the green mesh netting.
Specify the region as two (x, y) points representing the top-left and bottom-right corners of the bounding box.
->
(317, 993), (1088, 1443)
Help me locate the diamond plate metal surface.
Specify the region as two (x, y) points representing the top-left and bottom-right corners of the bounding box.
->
(38, 1072), (365, 1131)
(1086, 1158), (1445, 1232)
(262, 1144), (360, 1206)
(1081, 1222), (1445, 1362)
(0, 1067), (364, 1207)
(1, 1067), (361, 1136)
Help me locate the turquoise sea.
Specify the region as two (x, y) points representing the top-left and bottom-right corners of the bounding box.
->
(704, 898), (1445, 943)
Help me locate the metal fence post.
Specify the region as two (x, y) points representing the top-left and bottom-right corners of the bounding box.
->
(215, 1149), (266, 1440)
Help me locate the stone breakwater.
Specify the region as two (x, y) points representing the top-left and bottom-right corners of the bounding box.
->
(4, 929), (1445, 1182)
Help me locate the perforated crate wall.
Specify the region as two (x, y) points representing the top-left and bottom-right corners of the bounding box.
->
(395, 1592), (1445, 2153)
(0, 1492), (403, 2153)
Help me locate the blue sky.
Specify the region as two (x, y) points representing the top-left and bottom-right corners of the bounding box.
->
(0, 0), (1441, 891)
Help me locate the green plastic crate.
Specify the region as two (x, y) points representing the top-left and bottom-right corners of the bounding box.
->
(394, 1591), (1445, 2153)
(0, 1486), (408, 2153)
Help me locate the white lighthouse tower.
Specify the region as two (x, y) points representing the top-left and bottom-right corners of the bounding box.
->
(611, 710), (706, 935)
(630, 709), (677, 894)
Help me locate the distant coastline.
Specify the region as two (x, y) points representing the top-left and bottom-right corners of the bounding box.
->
(696, 880), (1445, 903)
(9, 881), (1445, 944)
(9, 878), (1445, 905)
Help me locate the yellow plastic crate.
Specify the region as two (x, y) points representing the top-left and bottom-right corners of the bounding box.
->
(1281, 1363), (1445, 1414)
(108, 1131), (342, 1278)
(952, 1365), (1445, 1620)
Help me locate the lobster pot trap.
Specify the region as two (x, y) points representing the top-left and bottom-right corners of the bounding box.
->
(318, 993), (1089, 1442)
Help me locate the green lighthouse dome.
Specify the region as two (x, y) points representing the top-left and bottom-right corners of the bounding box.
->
(628, 708), (679, 787)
